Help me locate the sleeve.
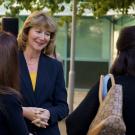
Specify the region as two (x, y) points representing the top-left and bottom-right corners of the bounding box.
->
(48, 62), (69, 125)
(65, 81), (100, 135)
(3, 95), (29, 135)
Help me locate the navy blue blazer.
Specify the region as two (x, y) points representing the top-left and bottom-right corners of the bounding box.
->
(19, 51), (69, 135)
(0, 94), (29, 135)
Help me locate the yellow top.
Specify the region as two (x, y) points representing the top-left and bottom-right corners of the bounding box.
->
(29, 72), (37, 91)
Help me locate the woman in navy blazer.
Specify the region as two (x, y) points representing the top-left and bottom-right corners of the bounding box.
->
(0, 31), (29, 135)
(17, 11), (69, 135)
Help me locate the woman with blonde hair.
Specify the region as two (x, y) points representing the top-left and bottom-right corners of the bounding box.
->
(18, 11), (69, 135)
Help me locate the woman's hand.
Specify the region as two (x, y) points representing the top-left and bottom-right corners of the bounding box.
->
(32, 109), (50, 128)
(22, 107), (45, 121)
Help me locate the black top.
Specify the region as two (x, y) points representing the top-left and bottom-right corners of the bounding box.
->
(0, 94), (29, 135)
(66, 75), (135, 135)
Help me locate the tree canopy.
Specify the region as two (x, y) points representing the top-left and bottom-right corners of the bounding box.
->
(0, 0), (135, 17)
(78, 0), (135, 17)
(0, 0), (70, 16)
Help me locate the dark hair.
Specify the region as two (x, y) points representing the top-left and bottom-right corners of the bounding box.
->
(110, 26), (135, 76)
(0, 31), (19, 95)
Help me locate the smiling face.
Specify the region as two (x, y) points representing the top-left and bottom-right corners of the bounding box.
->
(27, 27), (51, 52)
(18, 11), (57, 55)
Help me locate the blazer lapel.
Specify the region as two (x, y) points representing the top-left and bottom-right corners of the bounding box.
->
(19, 51), (36, 106)
(34, 53), (52, 104)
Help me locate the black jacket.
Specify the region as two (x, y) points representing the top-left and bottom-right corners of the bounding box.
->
(66, 75), (135, 135)
(0, 94), (29, 135)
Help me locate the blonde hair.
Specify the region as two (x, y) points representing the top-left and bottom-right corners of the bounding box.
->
(17, 11), (57, 55)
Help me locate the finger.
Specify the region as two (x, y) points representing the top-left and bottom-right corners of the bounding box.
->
(33, 122), (41, 127)
(32, 118), (41, 124)
(31, 118), (47, 125)
(35, 108), (46, 115)
(33, 121), (48, 128)
(32, 120), (42, 128)
(40, 121), (49, 128)
(40, 117), (49, 122)
(36, 113), (50, 120)
(42, 110), (50, 117)
(40, 121), (49, 127)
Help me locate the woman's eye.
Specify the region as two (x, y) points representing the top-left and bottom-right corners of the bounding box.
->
(36, 31), (41, 33)
(45, 32), (51, 36)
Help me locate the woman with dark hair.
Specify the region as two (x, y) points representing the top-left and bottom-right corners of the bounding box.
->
(0, 31), (29, 135)
(17, 11), (68, 135)
(66, 25), (135, 135)
(110, 26), (135, 76)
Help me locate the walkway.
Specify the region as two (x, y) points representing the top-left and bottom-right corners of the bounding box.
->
(59, 91), (88, 135)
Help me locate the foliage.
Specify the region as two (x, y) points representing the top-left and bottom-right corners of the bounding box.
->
(78, 0), (135, 17)
(0, 0), (135, 17)
(0, 0), (70, 17)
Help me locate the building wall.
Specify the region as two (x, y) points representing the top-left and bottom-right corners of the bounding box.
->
(18, 15), (135, 91)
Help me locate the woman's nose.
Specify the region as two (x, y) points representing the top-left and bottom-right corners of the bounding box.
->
(39, 33), (45, 40)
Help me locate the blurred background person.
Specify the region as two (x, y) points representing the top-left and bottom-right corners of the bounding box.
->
(48, 46), (63, 63)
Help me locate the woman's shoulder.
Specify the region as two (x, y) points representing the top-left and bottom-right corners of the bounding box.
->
(0, 94), (21, 108)
(104, 74), (135, 87)
(114, 74), (135, 82)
